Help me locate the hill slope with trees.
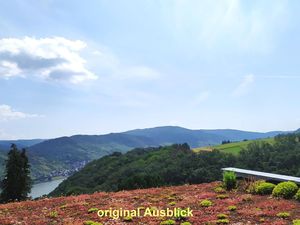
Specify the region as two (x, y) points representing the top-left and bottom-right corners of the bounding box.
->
(0, 126), (292, 182)
(50, 133), (300, 197)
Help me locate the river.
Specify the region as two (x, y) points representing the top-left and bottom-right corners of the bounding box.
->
(29, 178), (65, 199)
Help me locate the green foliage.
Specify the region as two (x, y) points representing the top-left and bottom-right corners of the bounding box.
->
(194, 138), (274, 155)
(50, 133), (300, 197)
(223, 171), (236, 190)
(50, 144), (236, 196)
(48, 211), (58, 218)
(199, 199), (213, 207)
(227, 205), (237, 211)
(168, 201), (176, 206)
(276, 212), (290, 218)
(216, 219), (229, 224)
(88, 208), (99, 213)
(123, 216), (133, 222)
(83, 221), (103, 225)
(217, 214), (228, 219)
(180, 222), (192, 225)
(237, 134), (300, 178)
(247, 180), (265, 194)
(214, 187), (226, 193)
(272, 181), (298, 199)
(295, 189), (300, 201)
(0, 144), (32, 203)
(216, 194), (229, 199)
(160, 220), (176, 225)
(255, 182), (276, 195)
(293, 220), (300, 225)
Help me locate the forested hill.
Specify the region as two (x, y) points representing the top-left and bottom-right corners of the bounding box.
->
(0, 126), (292, 182)
(123, 126), (285, 147)
(50, 133), (300, 197)
(0, 139), (45, 151)
(50, 143), (236, 196)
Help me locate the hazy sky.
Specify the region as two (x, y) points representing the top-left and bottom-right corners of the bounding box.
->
(1, 0), (300, 139)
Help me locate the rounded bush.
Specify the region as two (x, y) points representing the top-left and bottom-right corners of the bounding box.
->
(216, 219), (229, 224)
(228, 205), (237, 211)
(295, 189), (300, 201)
(216, 194), (229, 199)
(160, 220), (176, 225)
(272, 181), (299, 199)
(293, 219), (300, 225)
(255, 182), (276, 195)
(214, 186), (226, 193)
(217, 214), (228, 219)
(276, 212), (290, 218)
(180, 222), (192, 225)
(199, 199), (213, 207)
(247, 180), (265, 194)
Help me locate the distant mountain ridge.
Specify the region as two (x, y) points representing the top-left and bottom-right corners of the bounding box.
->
(0, 139), (45, 151)
(0, 126), (295, 182)
(124, 126), (286, 147)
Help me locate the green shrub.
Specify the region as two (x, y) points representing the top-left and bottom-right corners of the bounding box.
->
(83, 221), (103, 225)
(123, 216), (133, 222)
(160, 220), (176, 225)
(48, 211), (58, 218)
(272, 181), (298, 199)
(217, 214), (228, 219)
(216, 219), (229, 224)
(88, 208), (99, 213)
(247, 180), (265, 194)
(199, 199), (213, 207)
(214, 187), (226, 193)
(223, 171), (236, 190)
(216, 194), (229, 199)
(295, 189), (300, 201)
(276, 212), (290, 218)
(255, 182), (276, 195)
(293, 219), (300, 225)
(227, 205), (237, 211)
(180, 222), (192, 225)
(168, 201), (176, 206)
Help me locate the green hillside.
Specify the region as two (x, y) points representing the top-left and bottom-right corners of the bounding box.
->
(0, 126), (288, 183)
(193, 138), (275, 155)
(50, 143), (235, 197)
(50, 133), (300, 197)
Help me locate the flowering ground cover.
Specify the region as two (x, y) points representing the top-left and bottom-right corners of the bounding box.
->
(0, 181), (299, 225)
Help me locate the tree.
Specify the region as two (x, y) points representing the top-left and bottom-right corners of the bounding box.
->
(0, 144), (32, 203)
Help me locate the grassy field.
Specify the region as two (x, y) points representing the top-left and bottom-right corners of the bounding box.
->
(193, 138), (275, 155)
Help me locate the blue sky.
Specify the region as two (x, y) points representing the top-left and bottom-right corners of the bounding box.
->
(1, 0), (300, 139)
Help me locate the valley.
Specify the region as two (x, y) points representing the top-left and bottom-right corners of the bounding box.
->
(0, 126), (288, 183)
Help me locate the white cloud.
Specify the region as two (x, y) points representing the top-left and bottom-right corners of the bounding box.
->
(0, 37), (160, 84)
(0, 37), (97, 84)
(232, 74), (255, 97)
(0, 104), (41, 121)
(0, 61), (22, 78)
